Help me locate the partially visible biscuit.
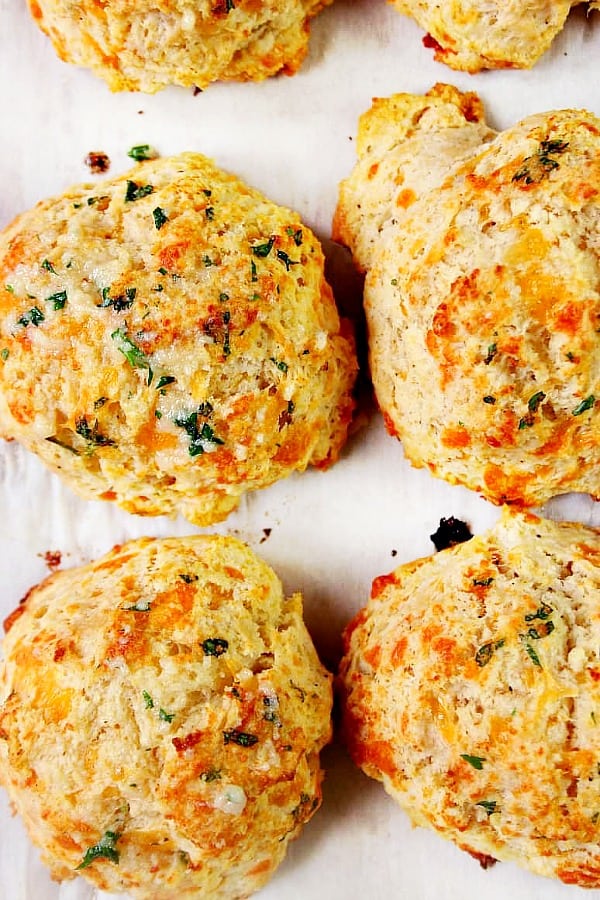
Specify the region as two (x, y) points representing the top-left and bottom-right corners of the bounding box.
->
(335, 89), (600, 506)
(0, 153), (356, 525)
(0, 534), (332, 899)
(340, 508), (600, 887)
(333, 83), (496, 273)
(390, 0), (587, 72)
(27, 0), (331, 92)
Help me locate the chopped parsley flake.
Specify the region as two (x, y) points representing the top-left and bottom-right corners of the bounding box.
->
(178, 573), (198, 584)
(143, 691), (154, 709)
(46, 290), (67, 311)
(155, 375), (176, 391)
(475, 638), (504, 668)
(476, 800), (497, 816)
(205, 206), (215, 220)
(524, 602), (553, 622)
(76, 831), (121, 870)
(223, 729), (258, 747)
(41, 259), (56, 274)
(251, 237), (274, 258)
(17, 306), (45, 327)
(127, 144), (158, 162)
(460, 754), (485, 770)
(200, 768), (222, 782)
(125, 180), (154, 202)
(0, 349), (8, 361)
(484, 342), (497, 365)
(174, 406), (224, 456)
(152, 207), (169, 230)
(125, 599), (151, 612)
(75, 416), (115, 448)
(204, 255), (215, 267)
(270, 357), (288, 372)
(513, 139), (569, 185)
(99, 286), (136, 311)
(202, 638), (229, 657)
(572, 395), (595, 416)
(528, 390), (546, 413)
(483, 395), (496, 404)
(251, 259), (258, 282)
(286, 227), (303, 246)
(159, 708), (175, 723)
(276, 250), (298, 271)
(111, 327), (153, 385)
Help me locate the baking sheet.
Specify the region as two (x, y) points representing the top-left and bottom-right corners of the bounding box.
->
(1, 1), (600, 898)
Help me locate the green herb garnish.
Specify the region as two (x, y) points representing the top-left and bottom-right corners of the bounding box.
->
(0, 349), (8, 361)
(17, 306), (44, 327)
(223, 730), (259, 747)
(142, 691), (154, 708)
(475, 638), (504, 668)
(460, 754), (486, 770)
(159, 708), (175, 723)
(41, 259), (56, 274)
(528, 390), (546, 412)
(251, 237), (274, 258)
(99, 287), (136, 311)
(111, 327), (153, 385)
(127, 145), (157, 162)
(513, 139), (569, 184)
(152, 207), (168, 230)
(76, 830), (121, 870)
(484, 342), (497, 365)
(524, 602), (553, 622)
(75, 416), (115, 447)
(174, 406), (224, 456)
(483, 395), (496, 404)
(125, 180), (154, 202)
(205, 206), (215, 220)
(572, 395), (595, 416)
(155, 375), (176, 391)
(200, 768), (222, 782)
(46, 290), (67, 311)
(276, 250), (298, 271)
(202, 638), (229, 657)
(476, 800), (497, 816)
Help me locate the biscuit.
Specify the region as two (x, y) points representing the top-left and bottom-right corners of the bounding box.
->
(27, 0), (331, 92)
(0, 153), (356, 525)
(335, 87), (599, 506)
(340, 508), (600, 887)
(0, 534), (332, 899)
(391, 0), (598, 72)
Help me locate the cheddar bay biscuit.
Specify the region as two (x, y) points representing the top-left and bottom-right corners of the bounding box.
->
(391, 0), (598, 72)
(0, 534), (332, 899)
(340, 508), (600, 887)
(27, 0), (331, 92)
(0, 153), (356, 525)
(335, 87), (600, 506)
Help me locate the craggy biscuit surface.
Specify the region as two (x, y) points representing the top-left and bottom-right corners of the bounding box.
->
(27, 0), (331, 92)
(391, 0), (598, 72)
(0, 153), (356, 525)
(335, 87), (600, 506)
(0, 535), (332, 899)
(340, 508), (600, 887)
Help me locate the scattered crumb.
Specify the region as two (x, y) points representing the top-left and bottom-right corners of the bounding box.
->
(192, 86), (203, 96)
(391, 549), (397, 557)
(138, 110), (144, 115)
(40, 550), (62, 570)
(84, 151), (110, 174)
(260, 528), (272, 544)
(430, 517), (473, 552)
(467, 849), (498, 870)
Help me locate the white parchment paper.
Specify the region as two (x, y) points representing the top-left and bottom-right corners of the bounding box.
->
(0, 1), (599, 898)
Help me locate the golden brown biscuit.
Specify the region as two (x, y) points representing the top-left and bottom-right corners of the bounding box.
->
(390, 0), (598, 72)
(340, 508), (600, 888)
(335, 87), (599, 506)
(27, 0), (332, 92)
(0, 153), (356, 525)
(0, 534), (332, 899)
